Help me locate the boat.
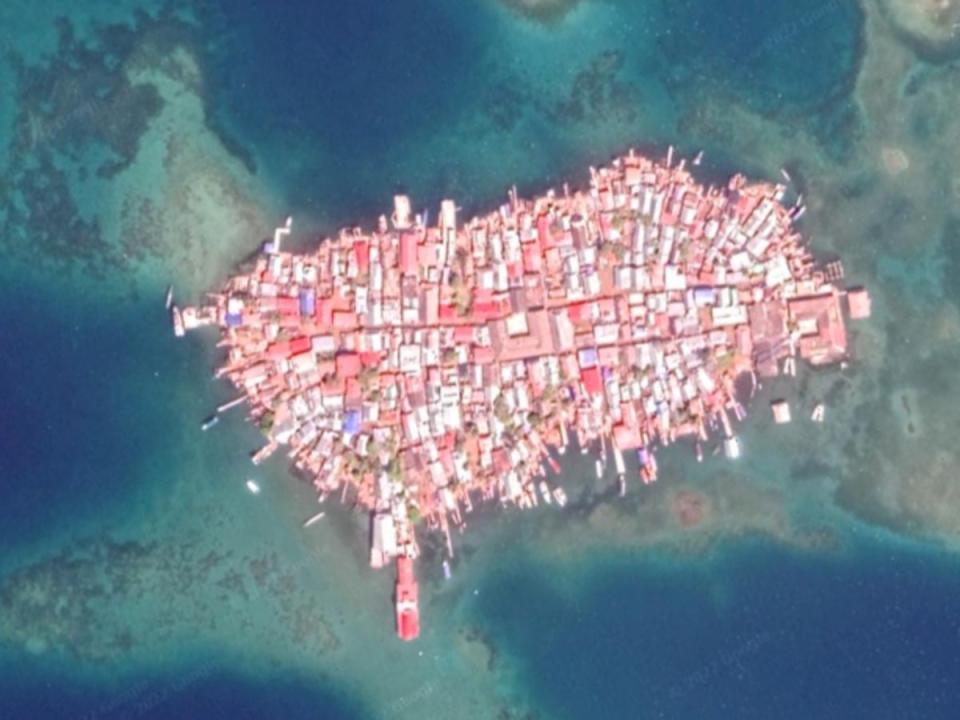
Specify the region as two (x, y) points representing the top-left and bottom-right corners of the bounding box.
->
(547, 456), (562, 474)
(171, 305), (185, 338)
(303, 510), (326, 528)
(693, 150), (704, 166)
(553, 487), (567, 507)
(442, 559), (452, 580)
(695, 442), (704, 463)
(539, 481), (553, 505)
(617, 474), (627, 497)
(595, 458), (604, 479)
(246, 479), (261, 494)
(811, 404), (825, 423)
(723, 436), (741, 460)
(637, 448), (658, 484)
(251, 441), (278, 465)
(783, 357), (796, 377)
(201, 414), (219, 432)
(165, 285), (174, 310)
(613, 446), (625, 476)
(395, 555), (420, 641)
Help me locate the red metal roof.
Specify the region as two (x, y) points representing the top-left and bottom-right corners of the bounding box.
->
(581, 366), (603, 395)
(453, 325), (475, 344)
(276, 296), (300, 315)
(354, 239), (369, 273)
(472, 346), (495, 364)
(399, 232), (418, 275)
(536, 215), (551, 250)
(335, 353), (362, 379)
(265, 342), (289, 360)
(289, 336), (311, 355)
(359, 351), (381, 367)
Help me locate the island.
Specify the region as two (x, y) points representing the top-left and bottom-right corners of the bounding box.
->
(175, 149), (870, 640)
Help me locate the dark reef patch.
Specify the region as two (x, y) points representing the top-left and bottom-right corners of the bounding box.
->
(0, 6), (207, 277)
(550, 49), (640, 126)
(657, 0), (865, 156)
(0, 536), (340, 663)
(498, 0), (582, 25)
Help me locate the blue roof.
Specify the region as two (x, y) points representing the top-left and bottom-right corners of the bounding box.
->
(225, 312), (243, 328)
(344, 409), (361, 435)
(299, 288), (316, 316)
(693, 287), (716, 303)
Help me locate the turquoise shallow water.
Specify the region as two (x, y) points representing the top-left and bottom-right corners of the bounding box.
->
(2, 0), (960, 718)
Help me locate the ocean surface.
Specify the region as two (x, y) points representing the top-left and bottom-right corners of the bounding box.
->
(2, 0), (960, 718)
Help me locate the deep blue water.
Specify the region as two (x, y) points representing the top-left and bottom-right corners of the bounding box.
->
(479, 541), (960, 719)
(198, 0), (863, 221)
(0, 279), (172, 550)
(0, 658), (368, 720)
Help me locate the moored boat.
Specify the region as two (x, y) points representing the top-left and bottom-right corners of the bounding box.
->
(553, 487), (567, 507)
(395, 555), (420, 641)
(201, 414), (219, 431)
(246, 479), (261, 494)
(539, 481), (553, 504)
(811, 403), (825, 423)
(171, 305), (185, 338)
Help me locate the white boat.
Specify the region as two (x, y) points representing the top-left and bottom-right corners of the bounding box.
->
(811, 404), (825, 423)
(595, 459), (604, 479)
(442, 560), (452, 580)
(171, 305), (185, 337)
(617, 475), (627, 498)
(613, 446), (626, 476)
(539, 481), (553, 505)
(553, 487), (568, 507)
(246, 479), (261, 494)
(303, 511), (326, 527)
(201, 415), (219, 432)
(165, 285), (174, 310)
(723, 437), (741, 460)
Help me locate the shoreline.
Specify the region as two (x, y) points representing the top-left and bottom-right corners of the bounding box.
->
(180, 147), (869, 640)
